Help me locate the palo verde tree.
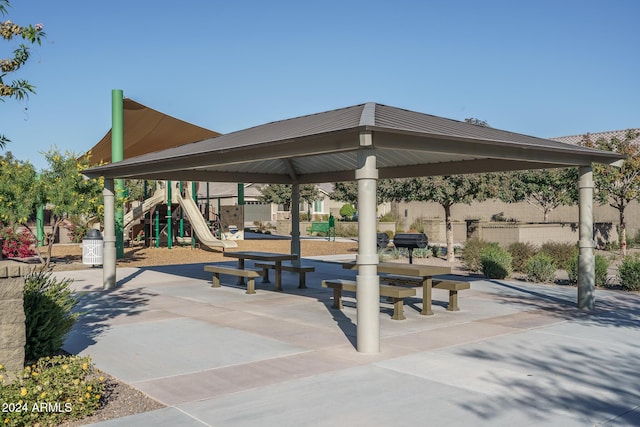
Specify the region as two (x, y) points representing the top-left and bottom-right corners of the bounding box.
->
(1, 0), (45, 147)
(498, 168), (578, 222)
(582, 129), (640, 256)
(39, 149), (103, 267)
(382, 175), (499, 262)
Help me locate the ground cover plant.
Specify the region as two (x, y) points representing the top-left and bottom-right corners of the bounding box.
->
(0, 355), (105, 427)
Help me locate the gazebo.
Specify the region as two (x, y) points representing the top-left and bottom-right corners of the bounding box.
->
(85, 102), (624, 354)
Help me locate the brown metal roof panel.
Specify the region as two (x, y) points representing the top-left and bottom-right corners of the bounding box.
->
(372, 103), (607, 154)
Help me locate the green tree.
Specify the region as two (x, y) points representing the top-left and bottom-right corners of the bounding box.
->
(582, 130), (640, 255)
(1, 0), (45, 147)
(330, 180), (391, 207)
(0, 151), (42, 241)
(498, 168), (578, 222)
(464, 117), (490, 127)
(258, 183), (319, 214)
(383, 175), (499, 262)
(39, 149), (103, 267)
(0, 150), (103, 267)
(300, 184), (320, 219)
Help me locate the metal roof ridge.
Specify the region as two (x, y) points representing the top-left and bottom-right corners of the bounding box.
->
(359, 102), (376, 126)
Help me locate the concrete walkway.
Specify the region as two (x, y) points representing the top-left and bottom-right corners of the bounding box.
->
(57, 258), (640, 427)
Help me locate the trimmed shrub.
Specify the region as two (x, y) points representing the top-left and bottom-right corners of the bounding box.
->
(480, 246), (513, 279)
(508, 242), (538, 272)
(24, 271), (80, 362)
(566, 254), (610, 287)
(525, 252), (556, 283)
(0, 355), (105, 426)
(618, 254), (640, 291)
(540, 242), (576, 270)
(462, 238), (499, 272)
(339, 204), (356, 220)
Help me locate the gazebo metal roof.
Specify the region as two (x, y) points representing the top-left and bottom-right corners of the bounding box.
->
(84, 102), (623, 182)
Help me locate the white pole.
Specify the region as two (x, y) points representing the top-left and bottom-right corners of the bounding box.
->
(578, 165), (595, 309)
(103, 178), (117, 289)
(356, 132), (380, 353)
(291, 183), (301, 267)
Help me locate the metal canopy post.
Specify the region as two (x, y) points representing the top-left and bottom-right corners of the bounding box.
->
(356, 132), (380, 353)
(291, 183), (301, 267)
(112, 90), (125, 259)
(578, 165), (595, 309)
(103, 178), (116, 289)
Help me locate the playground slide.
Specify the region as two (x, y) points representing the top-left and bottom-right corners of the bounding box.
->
(177, 195), (238, 249)
(124, 190), (165, 232)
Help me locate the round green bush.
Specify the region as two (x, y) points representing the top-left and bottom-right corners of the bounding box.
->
(339, 203), (356, 220)
(618, 254), (640, 291)
(462, 238), (499, 273)
(566, 253), (610, 287)
(525, 252), (556, 283)
(508, 242), (538, 272)
(480, 246), (513, 279)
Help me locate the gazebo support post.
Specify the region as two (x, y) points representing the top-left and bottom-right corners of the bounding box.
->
(356, 133), (380, 353)
(291, 183), (301, 267)
(103, 178), (117, 290)
(578, 165), (595, 310)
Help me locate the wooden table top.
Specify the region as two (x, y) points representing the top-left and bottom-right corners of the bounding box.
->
(224, 251), (298, 262)
(342, 261), (451, 277)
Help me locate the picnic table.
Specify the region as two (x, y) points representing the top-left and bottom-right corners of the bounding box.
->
(342, 262), (451, 315)
(224, 251), (298, 291)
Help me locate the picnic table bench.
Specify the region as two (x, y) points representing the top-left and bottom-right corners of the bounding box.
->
(322, 279), (416, 320)
(254, 262), (315, 289)
(379, 274), (471, 311)
(204, 265), (262, 294)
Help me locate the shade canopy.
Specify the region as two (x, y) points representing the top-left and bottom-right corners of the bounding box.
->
(84, 102), (623, 182)
(83, 98), (221, 165)
(91, 101), (626, 354)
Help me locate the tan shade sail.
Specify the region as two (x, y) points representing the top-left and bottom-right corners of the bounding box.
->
(83, 98), (221, 165)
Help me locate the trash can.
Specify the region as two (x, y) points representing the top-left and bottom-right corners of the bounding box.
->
(82, 229), (103, 265)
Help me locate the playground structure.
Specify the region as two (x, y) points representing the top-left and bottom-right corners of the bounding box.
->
(124, 181), (239, 249)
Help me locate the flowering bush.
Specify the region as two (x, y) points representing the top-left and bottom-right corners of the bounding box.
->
(0, 226), (35, 258)
(0, 355), (105, 427)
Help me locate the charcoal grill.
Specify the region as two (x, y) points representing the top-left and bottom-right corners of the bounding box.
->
(376, 232), (390, 249)
(392, 233), (428, 264)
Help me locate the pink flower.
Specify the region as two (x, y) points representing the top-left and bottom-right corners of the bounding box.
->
(35, 23), (43, 31)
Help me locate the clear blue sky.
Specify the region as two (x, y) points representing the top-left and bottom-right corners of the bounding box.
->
(3, 0), (639, 171)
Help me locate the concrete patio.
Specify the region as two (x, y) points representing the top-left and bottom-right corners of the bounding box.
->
(58, 256), (640, 426)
